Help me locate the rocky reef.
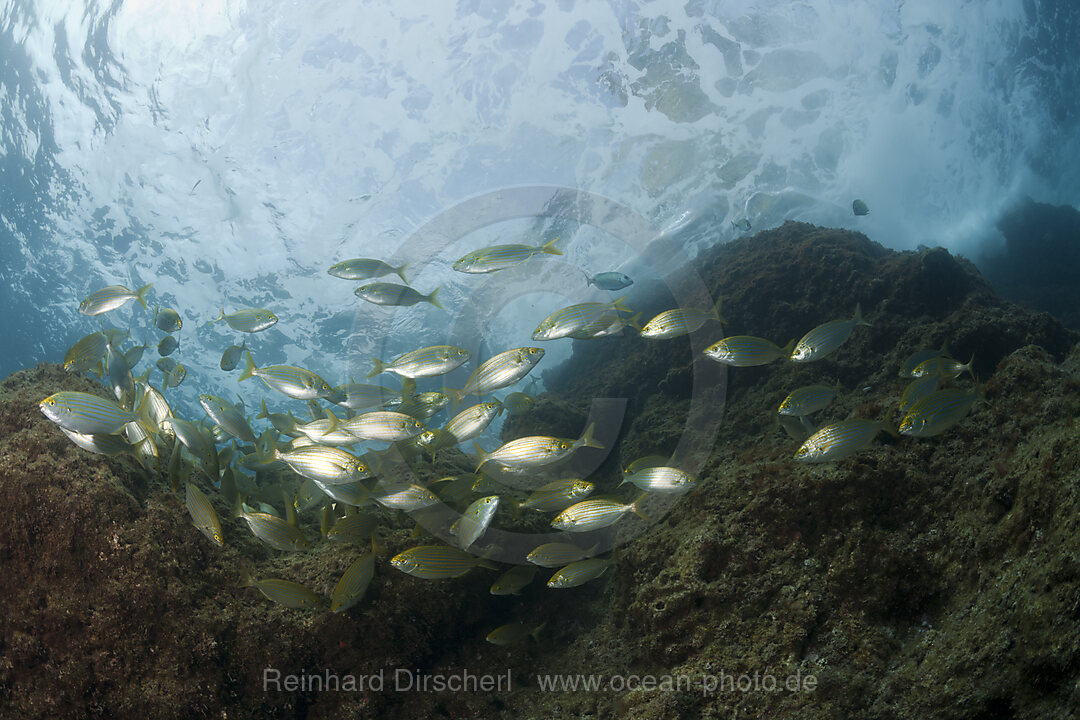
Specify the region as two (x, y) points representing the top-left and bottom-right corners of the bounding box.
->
(2, 222), (1079, 719)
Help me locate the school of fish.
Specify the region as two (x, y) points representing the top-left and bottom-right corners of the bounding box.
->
(41, 233), (987, 646)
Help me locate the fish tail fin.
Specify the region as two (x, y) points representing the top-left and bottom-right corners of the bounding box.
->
(366, 357), (386, 379)
(541, 237), (562, 255)
(444, 387), (464, 409)
(712, 296), (726, 324)
(153, 304), (159, 325)
(394, 263), (409, 284)
(781, 338), (797, 357)
(256, 398), (269, 420)
(238, 352), (257, 382)
(626, 313), (644, 333)
(583, 269), (594, 286)
(211, 307), (225, 324)
(580, 422), (603, 450)
(530, 622), (548, 643)
(631, 493), (649, 522)
(238, 566), (253, 588)
(964, 354), (975, 381)
(427, 286), (443, 310)
(854, 303), (871, 327)
(612, 295), (632, 315)
(473, 442), (489, 471)
(134, 284), (152, 310)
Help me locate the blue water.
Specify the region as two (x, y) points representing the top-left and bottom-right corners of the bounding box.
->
(2, 0), (1079, 418)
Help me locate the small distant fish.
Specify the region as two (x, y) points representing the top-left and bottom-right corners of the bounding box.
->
(776, 413), (816, 442)
(164, 363), (186, 388)
(551, 497), (647, 532)
(486, 621), (545, 646)
(329, 382), (391, 411)
(157, 336), (180, 357)
(373, 482), (442, 511)
(239, 569), (320, 609)
(453, 238), (561, 274)
(106, 346), (135, 405)
(123, 343), (150, 369)
(39, 391), (138, 435)
(585, 271), (633, 291)
(154, 305), (183, 332)
(731, 218), (751, 232)
(520, 479), (595, 513)
(212, 308), (279, 333)
(899, 387), (983, 438)
(778, 383), (839, 416)
(393, 391), (450, 420)
(239, 353), (335, 401)
(794, 418), (888, 462)
(368, 345), (470, 379)
(64, 332), (109, 372)
(156, 357), (178, 374)
(443, 401), (504, 443)
(185, 483), (223, 547)
(79, 283), (152, 316)
(526, 542), (594, 568)
(620, 466), (697, 494)
(640, 299), (724, 340)
(475, 424), (602, 472)
(234, 505), (310, 551)
(852, 199), (870, 216)
(219, 341), (247, 371)
(911, 355), (974, 381)
(444, 347), (544, 405)
(354, 283), (442, 309)
(328, 258), (409, 283)
(169, 417), (218, 479)
(490, 565), (538, 595)
(256, 399), (300, 436)
(899, 375), (940, 414)
(326, 513), (378, 544)
(547, 558), (612, 588)
(330, 553), (375, 613)
(790, 304), (870, 362)
(389, 545), (497, 579)
(704, 336), (790, 366)
(500, 392), (534, 415)
(199, 394), (257, 444)
(451, 496), (500, 550)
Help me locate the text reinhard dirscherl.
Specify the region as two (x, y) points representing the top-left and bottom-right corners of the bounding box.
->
(262, 668), (818, 695)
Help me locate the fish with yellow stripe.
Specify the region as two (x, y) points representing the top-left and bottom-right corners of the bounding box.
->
(794, 418), (890, 462)
(790, 304), (870, 362)
(547, 558), (613, 588)
(444, 347), (544, 406)
(453, 237), (561, 274)
(640, 298), (724, 340)
(474, 423), (602, 472)
(899, 386), (984, 437)
(79, 283), (152, 316)
(239, 569), (320, 609)
(389, 545), (498, 579)
(331, 553), (375, 613)
(185, 482), (224, 547)
(551, 496), (647, 532)
(704, 336), (792, 366)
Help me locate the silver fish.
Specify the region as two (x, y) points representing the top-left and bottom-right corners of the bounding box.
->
(79, 284), (152, 316)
